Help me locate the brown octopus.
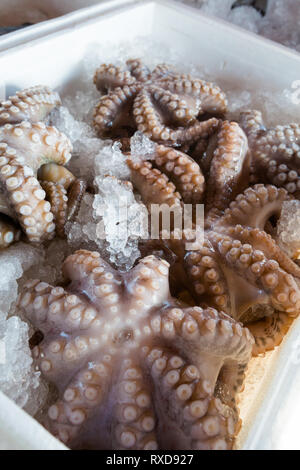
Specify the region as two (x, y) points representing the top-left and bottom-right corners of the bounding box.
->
(140, 183), (300, 355)
(194, 120), (250, 212)
(126, 118), (250, 213)
(0, 86), (84, 244)
(93, 59), (226, 147)
(240, 109), (300, 197)
(18, 250), (253, 450)
(122, 120), (299, 354)
(38, 163), (86, 238)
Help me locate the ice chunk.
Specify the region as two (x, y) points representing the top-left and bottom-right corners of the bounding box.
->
(93, 176), (148, 270)
(68, 176), (148, 270)
(196, 0), (236, 19)
(179, 0), (300, 52)
(263, 0), (300, 51)
(50, 106), (102, 183)
(0, 315), (46, 415)
(130, 131), (156, 163)
(64, 89), (99, 124)
(277, 200), (300, 259)
(94, 141), (131, 180)
(0, 242), (47, 414)
(0, 243), (42, 315)
(228, 6), (262, 33)
(50, 106), (95, 144)
(52, 107), (131, 183)
(67, 192), (100, 250)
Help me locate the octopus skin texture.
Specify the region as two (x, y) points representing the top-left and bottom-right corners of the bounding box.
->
(202, 121), (250, 212)
(93, 59), (225, 147)
(0, 86), (61, 125)
(127, 120), (249, 213)
(240, 109), (300, 197)
(18, 250), (254, 450)
(152, 144), (206, 204)
(141, 184), (300, 355)
(0, 86), (74, 243)
(38, 163), (86, 238)
(127, 143), (205, 212)
(126, 121), (248, 220)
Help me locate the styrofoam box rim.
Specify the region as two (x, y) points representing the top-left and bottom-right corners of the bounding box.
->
(0, 0), (300, 450)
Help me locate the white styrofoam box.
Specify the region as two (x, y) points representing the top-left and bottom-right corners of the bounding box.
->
(0, 0), (300, 450)
(0, 391), (67, 450)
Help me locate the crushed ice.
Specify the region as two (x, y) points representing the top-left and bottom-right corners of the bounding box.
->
(180, 0), (300, 52)
(277, 200), (300, 259)
(0, 243), (47, 414)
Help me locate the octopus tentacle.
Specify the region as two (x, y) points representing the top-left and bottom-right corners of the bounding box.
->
(39, 164), (86, 236)
(239, 109), (265, 136)
(147, 84), (201, 126)
(216, 184), (287, 231)
(19, 251), (253, 450)
(0, 86), (61, 125)
(126, 255), (172, 312)
(127, 159), (182, 208)
(0, 86), (74, 243)
(113, 361), (158, 450)
(247, 312), (293, 355)
(93, 85), (139, 138)
(93, 64), (137, 92)
(0, 145), (56, 242)
(0, 217), (20, 248)
(210, 228), (300, 323)
(0, 121), (72, 170)
(140, 178), (300, 354)
(66, 179), (87, 223)
(253, 123), (300, 189)
(126, 59), (151, 82)
(159, 76), (228, 116)
(145, 346), (233, 450)
(18, 279), (100, 336)
(40, 181), (68, 238)
(230, 225), (300, 281)
(160, 306), (252, 360)
(146, 305), (252, 450)
(62, 249), (122, 308)
(240, 110), (300, 195)
(205, 121), (249, 212)
(93, 60), (226, 147)
(133, 88), (220, 146)
(154, 145), (205, 203)
(185, 240), (230, 312)
(38, 163), (76, 189)
(0, 121), (72, 243)
(47, 360), (157, 450)
(45, 360), (111, 448)
(150, 63), (175, 81)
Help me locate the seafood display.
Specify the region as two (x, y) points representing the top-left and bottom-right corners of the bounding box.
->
(1, 58), (300, 450)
